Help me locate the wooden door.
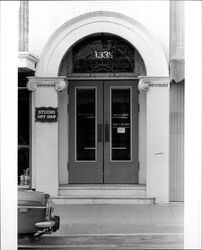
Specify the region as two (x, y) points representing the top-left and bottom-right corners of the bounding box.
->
(103, 80), (139, 183)
(69, 80), (103, 183)
(68, 80), (139, 184)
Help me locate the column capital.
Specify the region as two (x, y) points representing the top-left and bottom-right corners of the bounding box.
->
(138, 76), (170, 92)
(27, 77), (68, 92)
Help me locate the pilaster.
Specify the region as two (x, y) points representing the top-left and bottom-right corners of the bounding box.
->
(139, 76), (170, 203)
(19, 0), (29, 52)
(27, 77), (67, 195)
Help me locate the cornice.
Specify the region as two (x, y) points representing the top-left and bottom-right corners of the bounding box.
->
(18, 52), (39, 72)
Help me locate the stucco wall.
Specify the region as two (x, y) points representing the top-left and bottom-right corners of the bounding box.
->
(27, 1), (170, 197)
(29, 1), (169, 60)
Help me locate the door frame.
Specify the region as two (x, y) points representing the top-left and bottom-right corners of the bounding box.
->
(68, 77), (140, 184)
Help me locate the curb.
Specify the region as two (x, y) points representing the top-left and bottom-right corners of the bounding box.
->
(18, 233), (184, 246)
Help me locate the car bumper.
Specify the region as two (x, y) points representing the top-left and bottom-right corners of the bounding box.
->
(34, 215), (60, 237)
(18, 206), (60, 235)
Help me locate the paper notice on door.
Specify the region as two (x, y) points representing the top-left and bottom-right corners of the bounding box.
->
(117, 127), (125, 133)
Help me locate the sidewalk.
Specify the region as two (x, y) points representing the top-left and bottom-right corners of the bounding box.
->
(53, 203), (184, 235)
(18, 203), (184, 249)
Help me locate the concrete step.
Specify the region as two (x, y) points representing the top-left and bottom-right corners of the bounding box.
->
(54, 185), (154, 204)
(51, 195), (155, 205)
(59, 184), (147, 196)
(18, 233), (184, 249)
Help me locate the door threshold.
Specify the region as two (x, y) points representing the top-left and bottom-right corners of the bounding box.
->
(59, 184), (146, 188)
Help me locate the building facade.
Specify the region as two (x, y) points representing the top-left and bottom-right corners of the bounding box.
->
(18, 0), (184, 204)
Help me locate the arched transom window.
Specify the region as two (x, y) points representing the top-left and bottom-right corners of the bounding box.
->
(59, 33), (146, 75)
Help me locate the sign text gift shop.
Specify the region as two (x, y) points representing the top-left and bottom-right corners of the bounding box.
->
(35, 107), (58, 122)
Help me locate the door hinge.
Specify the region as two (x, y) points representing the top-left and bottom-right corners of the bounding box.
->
(67, 103), (69, 113)
(67, 162), (69, 171)
(138, 161), (140, 171)
(138, 103), (140, 112)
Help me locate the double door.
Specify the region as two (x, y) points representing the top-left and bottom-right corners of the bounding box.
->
(69, 80), (139, 184)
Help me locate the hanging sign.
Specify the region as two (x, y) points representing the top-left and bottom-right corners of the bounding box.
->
(35, 107), (58, 122)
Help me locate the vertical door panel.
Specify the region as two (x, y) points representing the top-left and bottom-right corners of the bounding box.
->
(103, 80), (139, 183)
(69, 81), (103, 183)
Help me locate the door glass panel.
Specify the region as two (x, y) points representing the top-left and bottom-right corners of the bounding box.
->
(111, 88), (131, 161)
(76, 88), (96, 161)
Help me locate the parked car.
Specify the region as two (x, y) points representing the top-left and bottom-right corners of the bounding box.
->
(18, 188), (60, 237)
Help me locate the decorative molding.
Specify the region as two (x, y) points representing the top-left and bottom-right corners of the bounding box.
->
(27, 77), (68, 92)
(150, 83), (168, 87)
(55, 80), (67, 92)
(138, 79), (150, 92)
(138, 76), (170, 92)
(18, 52), (39, 72)
(18, 52), (39, 63)
(36, 11), (168, 77)
(27, 81), (37, 91)
(19, 1), (29, 52)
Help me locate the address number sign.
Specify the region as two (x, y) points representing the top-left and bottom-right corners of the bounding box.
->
(94, 51), (113, 59)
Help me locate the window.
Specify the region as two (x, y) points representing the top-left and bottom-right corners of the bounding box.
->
(18, 73), (31, 187)
(59, 33), (146, 76)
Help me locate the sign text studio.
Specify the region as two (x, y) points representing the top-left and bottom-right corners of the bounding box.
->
(35, 107), (58, 122)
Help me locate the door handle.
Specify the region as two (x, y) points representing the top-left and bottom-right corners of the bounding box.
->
(98, 123), (103, 143)
(105, 121), (110, 143)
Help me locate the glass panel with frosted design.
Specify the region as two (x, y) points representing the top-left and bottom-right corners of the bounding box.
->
(111, 88), (131, 161)
(76, 88), (96, 161)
